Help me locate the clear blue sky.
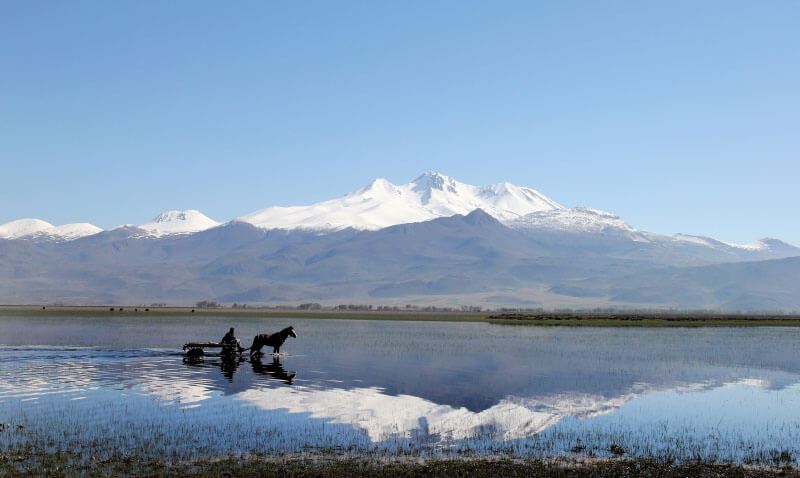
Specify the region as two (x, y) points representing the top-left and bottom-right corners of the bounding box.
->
(2, 1), (798, 244)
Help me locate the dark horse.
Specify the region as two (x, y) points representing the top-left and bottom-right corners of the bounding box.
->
(249, 326), (297, 357)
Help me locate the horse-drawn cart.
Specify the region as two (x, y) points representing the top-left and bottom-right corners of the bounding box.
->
(182, 342), (244, 359)
(182, 326), (295, 360)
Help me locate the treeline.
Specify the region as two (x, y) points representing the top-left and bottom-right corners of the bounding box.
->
(333, 304), (483, 312)
(188, 300), (794, 315)
(192, 301), (483, 313)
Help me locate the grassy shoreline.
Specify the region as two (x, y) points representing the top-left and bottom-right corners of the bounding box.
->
(2, 304), (800, 326)
(1, 456), (798, 478)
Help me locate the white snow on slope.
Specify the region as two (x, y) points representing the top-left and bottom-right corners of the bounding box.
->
(673, 234), (779, 252)
(723, 239), (770, 251)
(239, 172), (563, 231)
(0, 219), (102, 241)
(0, 219), (55, 239)
(509, 207), (644, 237)
(31, 223), (103, 241)
(138, 210), (221, 236)
(673, 234), (719, 248)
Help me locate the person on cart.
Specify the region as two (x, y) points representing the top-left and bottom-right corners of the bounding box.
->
(220, 327), (245, 354)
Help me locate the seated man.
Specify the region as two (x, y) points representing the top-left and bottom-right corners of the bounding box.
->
(220, 327), (245, 353)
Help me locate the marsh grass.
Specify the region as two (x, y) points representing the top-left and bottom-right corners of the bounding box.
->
(2, 392), (798, 471)
(2, 455), (800, 478)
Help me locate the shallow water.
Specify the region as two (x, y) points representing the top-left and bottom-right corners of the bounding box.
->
(1, 315), (799, 463)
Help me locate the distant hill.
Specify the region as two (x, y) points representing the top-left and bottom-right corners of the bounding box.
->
(552, 256), (800, 311)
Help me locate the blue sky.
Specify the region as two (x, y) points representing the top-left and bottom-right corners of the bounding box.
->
(2, 1), (798, 243)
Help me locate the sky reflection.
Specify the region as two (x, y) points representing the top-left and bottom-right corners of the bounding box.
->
(1, 317), (800, 461)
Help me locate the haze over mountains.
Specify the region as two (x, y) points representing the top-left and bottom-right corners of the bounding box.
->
(1, 172), (798, 310)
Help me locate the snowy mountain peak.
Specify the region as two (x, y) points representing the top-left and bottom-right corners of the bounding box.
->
(725, 237), (797, 252)
(352, 178), (399, 198)
(151, 210), (193, 223)
(138, 210), (220, 236)
(239, 172), (562, 231)
(33, 223), (103, 241)
(0, 219), (102, 241)
(0, 218), (55, 239)
(758, 238), (789, 247)
(509, 207), (639, 236)
(410, 171), (459, 194)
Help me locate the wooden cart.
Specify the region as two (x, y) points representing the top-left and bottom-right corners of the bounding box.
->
(182, 342), (244, 358)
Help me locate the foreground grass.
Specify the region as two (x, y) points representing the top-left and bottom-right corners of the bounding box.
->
(2, 305), (800, 327)
(1, 456), (798, 478)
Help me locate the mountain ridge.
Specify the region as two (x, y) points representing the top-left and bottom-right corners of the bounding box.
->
(1, 173), (793, 254)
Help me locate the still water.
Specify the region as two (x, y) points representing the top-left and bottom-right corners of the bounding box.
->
(1, 315), (799, 463)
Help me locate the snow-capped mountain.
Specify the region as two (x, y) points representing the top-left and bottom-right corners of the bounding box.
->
(138, 210), (221, 237)
(0, 173), (796, 259)
(735, 238), (799, 253)
(239, 172), (563, 231)
(669, 234), (796, 255)
(509, 208), (642, 237)
(508, 208), (799, 262)
(0, 219), (102, 241)
(670, 234), (772, 251)
(2, 172), (799, 309)
(0, 219), (55, 239)
(29, 223), (103, 241)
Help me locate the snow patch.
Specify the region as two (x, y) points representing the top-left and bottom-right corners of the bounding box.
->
(676, 235), (774, 252)
(509, 207), (644, 239)
(673, 234), (721, 248)
(722, 239), (770, 251)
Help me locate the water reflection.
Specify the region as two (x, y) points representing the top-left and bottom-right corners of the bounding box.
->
(181, 354), (297, 385)
(1, 318), (800, 462)
(251, 356), (297, 384)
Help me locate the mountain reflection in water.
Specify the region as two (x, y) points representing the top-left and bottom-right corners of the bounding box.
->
(1, 316), (800, 462)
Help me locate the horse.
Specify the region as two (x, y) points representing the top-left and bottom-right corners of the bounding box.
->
(249, 326), (297, 357)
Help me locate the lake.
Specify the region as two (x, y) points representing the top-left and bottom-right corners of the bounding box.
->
(1, 314), (799, 465)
